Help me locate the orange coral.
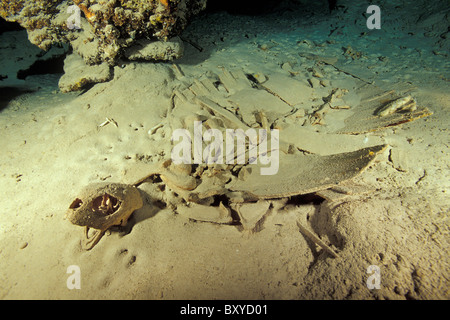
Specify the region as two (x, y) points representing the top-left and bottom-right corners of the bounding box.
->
(160, 0), (169, 7)
(72, 0), (95, 21)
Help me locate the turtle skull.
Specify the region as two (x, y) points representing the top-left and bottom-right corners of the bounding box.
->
(66, 183), (143, 250)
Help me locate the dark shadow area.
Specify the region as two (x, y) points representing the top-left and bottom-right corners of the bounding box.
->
(17, 54), (66, 80)
(0, 87), (35, 111)
(285, 193), (326, 206)
(173, 37), (213, 66)
(206, 0), (281, 15)
(118, 189), (165, 236)
(115, 202), (162, 237)
(205, 0), (339, 15)
(180, 0), (340, 66)
(0, 18), (23, 35)
(0, 53), (66, 110)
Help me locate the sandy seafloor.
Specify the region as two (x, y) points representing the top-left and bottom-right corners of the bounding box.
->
(0, 0), (449, 299)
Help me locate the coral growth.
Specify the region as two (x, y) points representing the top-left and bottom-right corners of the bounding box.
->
(0, 0), (207, 64)
(72, 0), (96, 21)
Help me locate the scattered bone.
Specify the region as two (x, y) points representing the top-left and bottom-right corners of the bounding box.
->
(159, 161), (199, 192)
(172, 64), (185, 78)
(336, 87), (432, 134)
(232, 200), (271, 231)
(217, 68), (252, 94)
(376, 96), (417, 117)
(299, 52), (373, 84)
(191, 78), (213, 97)
(296, 220), (339, 258)
(65, 67), (432, 249)
(177, 202), (233, 224)
(260, 72), (313, 107)
(228, 145), (387, 199)
(280, 126), (385, 156)
(231, 69), (254, 89)
(320, 79), (330, 87)
(229, 89), (291, 126)
(281, 62), (299, 76)
(256, 111), (270, 131)
(251, 72), (268, 84)
(389, 147), (410, 172)
(148, 123), (163, 135)
(98, 117), (118, 128)
(299, 53), (339, 65)
(316, 181), (373, 204)
(308, 77), (321, 88)
(330, 105), (351, 110)
(195, 97), (250, 131)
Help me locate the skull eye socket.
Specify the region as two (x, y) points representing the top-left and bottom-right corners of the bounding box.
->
(69, 198), (83, 209)
(92, 193), (120, 215)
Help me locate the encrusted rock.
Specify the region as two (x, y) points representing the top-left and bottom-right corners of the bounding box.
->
(0, 0), (207, 65)
(58, 52), (112, 92)
(124, 36), (184, 61)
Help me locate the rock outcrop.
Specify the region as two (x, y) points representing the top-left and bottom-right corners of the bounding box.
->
(0, 0), (206, 65)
